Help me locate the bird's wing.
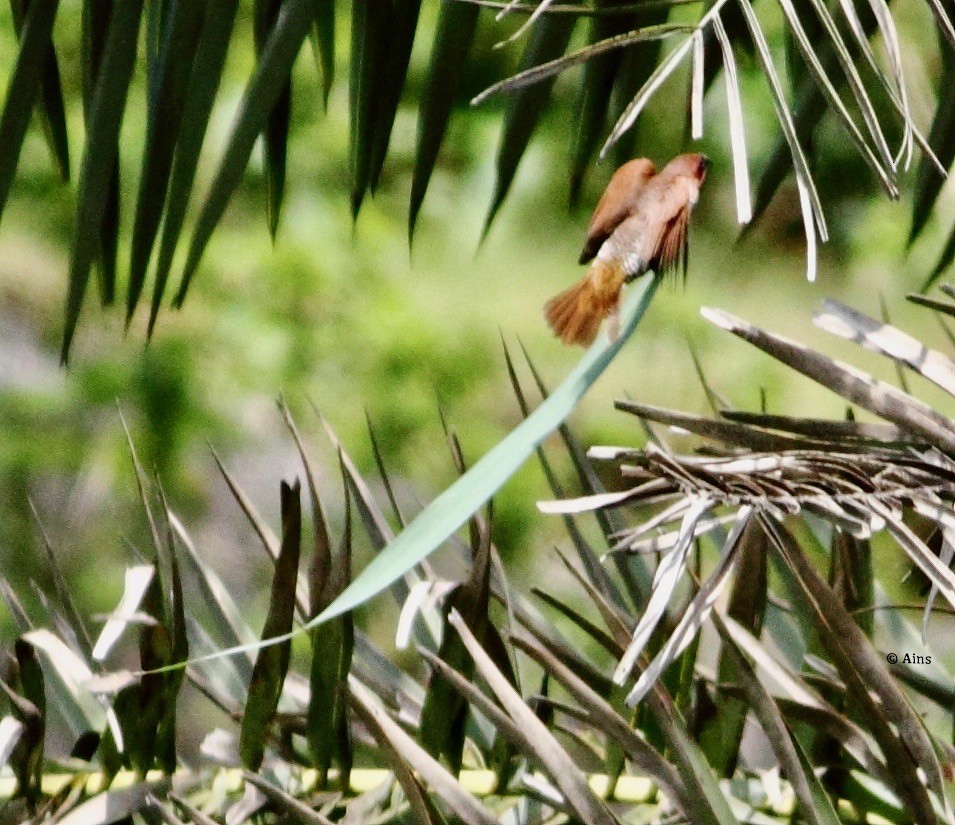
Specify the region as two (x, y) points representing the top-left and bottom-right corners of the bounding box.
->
(579, 158), (656, 264)
(641, 165), (699, 280)
(654, 204), (691, 282)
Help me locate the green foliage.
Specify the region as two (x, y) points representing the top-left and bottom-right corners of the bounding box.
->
(6, 4), (955, 821)
(5, 290), (955, 821)
(0, 1), (948, 352)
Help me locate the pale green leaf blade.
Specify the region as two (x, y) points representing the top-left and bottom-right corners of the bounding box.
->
(316, 274), (660, 625)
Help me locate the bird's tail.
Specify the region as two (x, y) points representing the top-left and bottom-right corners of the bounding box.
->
(544, 261), (623, 346)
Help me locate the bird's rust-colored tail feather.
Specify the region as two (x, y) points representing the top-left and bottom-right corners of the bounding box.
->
(544, 260), (623, 346)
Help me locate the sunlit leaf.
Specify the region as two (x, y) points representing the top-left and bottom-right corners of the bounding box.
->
(612, 497), (711, 685)
(0, 717), (24, 772)
(701, 306), (955, 451)
(622, 506), (753, 706)
(815, 298), (955, 397)
(349, 677), (497, 825)
(55, 779), (171, 825)
(449, 610), (618, 825)
(22, 628), (104, 736)
(91, 565), (155, 662)
(712, 15), (751, 224)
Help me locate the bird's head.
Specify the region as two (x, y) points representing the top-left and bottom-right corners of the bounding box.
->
(665, 152), (710, 182)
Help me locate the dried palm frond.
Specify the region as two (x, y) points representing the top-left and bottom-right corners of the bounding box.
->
(541, 291), (955, 732)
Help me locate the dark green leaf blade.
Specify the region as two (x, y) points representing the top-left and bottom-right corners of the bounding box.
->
(149, 0), (240, 332)
(62, 0), (146, 362)
(173, 0), (313, 309)
(368, 0), (421, 192)
(96, 168), (120, 305)
(408, 0), (479, 239)
(307, 462), (353, 790)
(697, 517), (769, 776)
(349, 0), (390, 217)
(928, 226), (955, 291)
(11, 639), (45, 802)
(607, 5), (671, 167)
(9, 0), (70, 181)
(136, 565), (170, 773)
(240, 480), (302, 770)
(81, 0), (120, 306)
(159, 524), (188, 773)
(569, 1), (635, 206)
(255, 0), (293, 238)
(420, 508), (494, 774)
(126, 0), (207, 324)
(0, 0), (61, 221)
(483, 15), (575, 237)
(912, 292), (955, 323)
(912, 38), (955, 246)
(309, 0), (334, 108)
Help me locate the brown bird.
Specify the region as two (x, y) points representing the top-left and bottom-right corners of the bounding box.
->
(545, 153), (710, 346)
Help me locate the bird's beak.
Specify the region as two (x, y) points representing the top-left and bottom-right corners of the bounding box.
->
(699, 155), (711, 177)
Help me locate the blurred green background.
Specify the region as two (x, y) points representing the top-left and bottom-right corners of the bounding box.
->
(1, 2), (952, 641)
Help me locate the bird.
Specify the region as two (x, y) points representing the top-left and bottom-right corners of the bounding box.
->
(545, 153), (710, 346)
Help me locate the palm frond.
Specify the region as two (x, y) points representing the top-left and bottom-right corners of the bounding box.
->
(0, 1), (946, 353)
